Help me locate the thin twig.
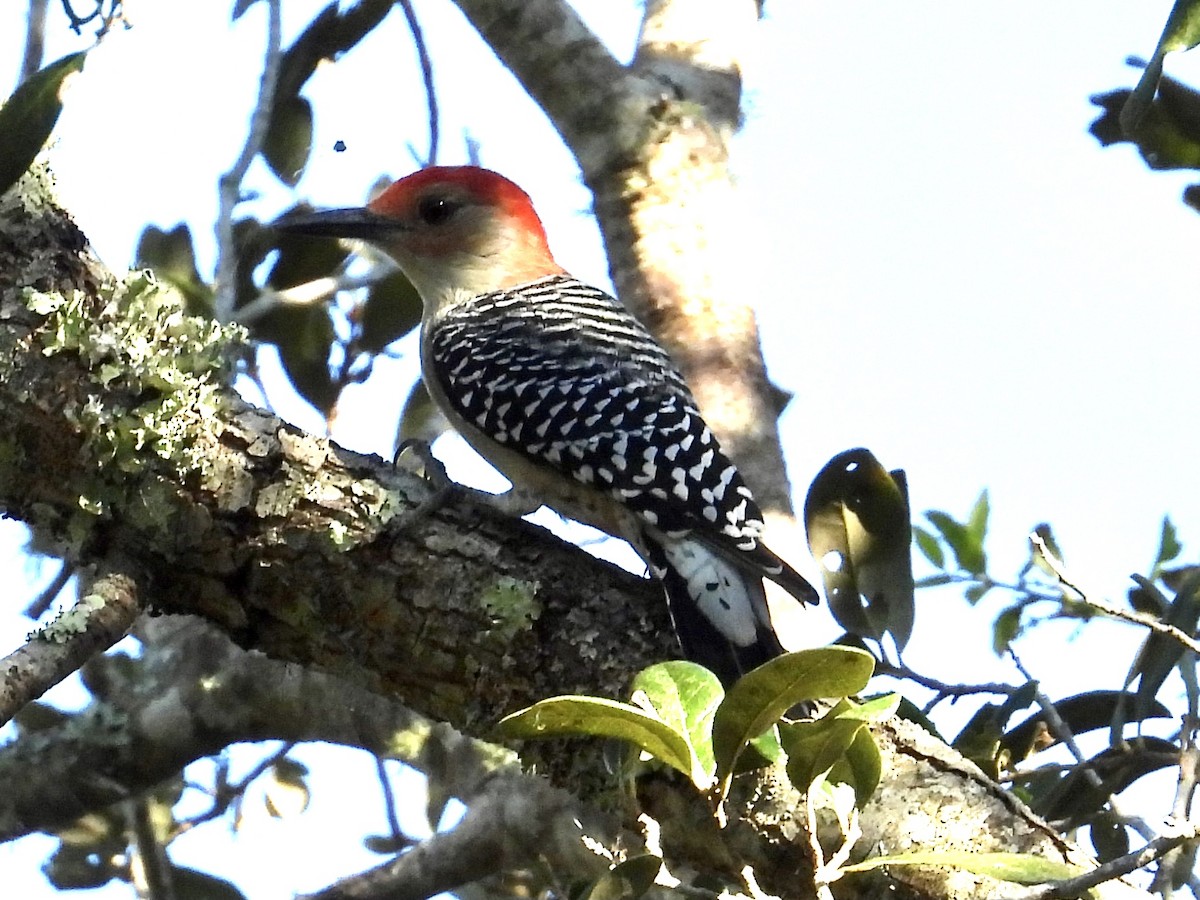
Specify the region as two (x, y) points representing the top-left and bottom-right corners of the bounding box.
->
(873, 659), (1018, 700)
(127, 797), (176, 900)
(19, 0), (49, 84)
(215, 0), (283, 322)
(1029, 530), (1200, 655)
(0, 570), (141, 726)
(24, 559), (73, 619)
(172, 742), (296, 838)
(234, 271), (383, 324)
(805, 789), (833, 900)
(1009, 651), (1156, 841)
(376, 757), (405, 844)
(1000, 821), (1199, 900)
(398, 0), (438, 167)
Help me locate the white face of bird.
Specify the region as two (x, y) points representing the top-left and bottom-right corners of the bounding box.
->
(275, 166), (565, 316)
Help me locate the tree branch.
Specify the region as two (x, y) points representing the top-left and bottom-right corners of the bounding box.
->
(0, 567), (140, 726)
(215, 0), (282, 322)
(0, 615), (520, 842)
(450, 0), (626, 169)
(304, 775), (603, 900)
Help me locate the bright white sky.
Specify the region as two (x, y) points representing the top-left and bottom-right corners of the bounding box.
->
(2, 1), (1199, 896)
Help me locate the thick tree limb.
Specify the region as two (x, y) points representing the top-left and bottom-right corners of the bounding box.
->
(1, 168), (674, 739)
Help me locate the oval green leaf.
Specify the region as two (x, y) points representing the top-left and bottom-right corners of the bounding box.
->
(0, 51), (87, 198)
(497, 696), (696, 782)
(803, 449), (914, 648)
(263, 93), (313, 187)
(581, 855), (662, 900)
(712, 646), (874, 783)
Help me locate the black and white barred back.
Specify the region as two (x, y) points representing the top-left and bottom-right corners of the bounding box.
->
(427, 274), (817, 683)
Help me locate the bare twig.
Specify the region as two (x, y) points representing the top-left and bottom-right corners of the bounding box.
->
(215, 0), (283, 322)
(0, 569), (141, 726)
(234, 271), (383, 324)
(19, 0), (49, 84)
(24, 559), (73, 619)
(1029, 530), (1200, 655)
(127, 796), (176, 900)
(376, 756), (405, 845)
(1009, 651), (1156, 841)
(398, 0), (438, 167)
(874, 658), (1019, 702)
(1000, 821), (1199, 900)
(173, 742), (296, 838)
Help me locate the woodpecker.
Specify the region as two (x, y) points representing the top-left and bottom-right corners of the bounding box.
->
(275, 166), (818, 686)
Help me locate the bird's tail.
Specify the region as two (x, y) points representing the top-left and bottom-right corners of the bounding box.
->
(646, 535), (790, 688)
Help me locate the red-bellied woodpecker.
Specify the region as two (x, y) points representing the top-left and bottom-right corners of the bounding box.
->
(276, 166), (818, 685)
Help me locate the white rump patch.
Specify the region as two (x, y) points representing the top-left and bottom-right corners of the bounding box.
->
(658, 537), (757, 647)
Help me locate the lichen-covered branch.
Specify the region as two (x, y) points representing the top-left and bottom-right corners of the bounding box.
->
(1, 166), (672, 734)
(0, 567), (140, 726)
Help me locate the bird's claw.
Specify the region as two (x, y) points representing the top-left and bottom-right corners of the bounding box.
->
(391, 439), (458, 532)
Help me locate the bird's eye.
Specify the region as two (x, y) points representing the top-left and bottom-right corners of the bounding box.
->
(417, 195), (461, 226)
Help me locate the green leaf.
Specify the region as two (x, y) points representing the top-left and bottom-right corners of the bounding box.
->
(135, 224), (213, 315)
(263, 93), (313, 187)
(274, 1), (393, 101)
(840, 851), (1083, 885)
(359, 269), (422, 352)
(830, 724), (884, 808)
(271, 305), (339, 418)
(1122, 0), (1200, 134)
(711, 647), (874, 785)
(952, 689), (1042, 779)
(42, 844), (114, 890)
(781, 695), (896, 807)
(781, 711), (864, 792)
(992, 604), (1022, 655)
(842, 692), (901, 722)
(1089, 811), (1130, 863)
(1031, 737), (1178, 824)
(1092, 72), (1200, 173)
(964, 582), (992, 606)
(1152, 516), (1183, 577)
(914, 573), (954, 589)
(0, 51), (88, 198)
(630, 661), (723, 782)
(925, 505), (986, 576)
(580, 855), (661, 900)
(265, 212), (351, 291)
(1125, 569), (1200, 723)
(803, 449), (914, 648)
(913, 526), (944, 569)
(497, 696), (698, 785)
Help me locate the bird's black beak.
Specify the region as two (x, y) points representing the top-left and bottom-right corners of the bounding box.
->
(271, 207), (404, 240)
